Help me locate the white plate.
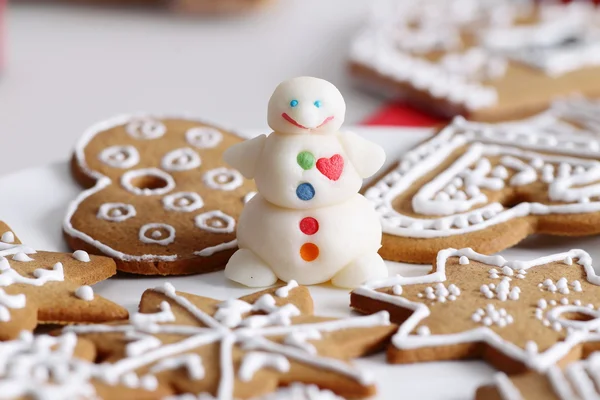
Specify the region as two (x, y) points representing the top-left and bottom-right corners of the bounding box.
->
(2, 126), (599, 399)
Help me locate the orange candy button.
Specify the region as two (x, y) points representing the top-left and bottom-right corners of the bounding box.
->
(300, 243), (319, 262)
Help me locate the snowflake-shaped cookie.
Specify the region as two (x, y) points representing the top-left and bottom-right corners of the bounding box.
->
(0, 221), (127, 340)
(65, 281), (395, 399)
(366, 100), (600, 263)
(63, 114), (256, 275)
(352, 248), (600, 375)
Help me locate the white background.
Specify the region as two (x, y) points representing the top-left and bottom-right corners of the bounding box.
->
(1, 1), (384, 175)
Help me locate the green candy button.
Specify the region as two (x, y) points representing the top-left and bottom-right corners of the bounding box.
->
(297, 151), (315, 170)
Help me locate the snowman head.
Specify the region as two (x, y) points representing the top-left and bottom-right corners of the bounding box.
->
(267, 77), (346, 135)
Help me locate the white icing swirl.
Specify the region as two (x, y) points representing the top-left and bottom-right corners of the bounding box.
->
(126, 118), (166, 140)
(98, 145), (140, 169)
(161, 148), (201, 172)
(194, 211), (236, 234)
(97, 203), (137, 222)
(203, 168), (243, 191)
(139, 223), (176, 246)
(185, 127), (223, 149)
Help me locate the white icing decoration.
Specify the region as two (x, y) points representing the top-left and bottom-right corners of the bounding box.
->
(238, 352), (290, 382)
(97, 202), (137, 223)
(459, 256), (469, 265)
(121, 168), (176, 196)
(98, 145), (140, 169)
(275, 280), (299, 298)
(126, 117), (166, 140)
(150, 354), (204, 380)
(162, 192), (204, 213)
(161, 148), (201, 172)
(471, 304), (513, 328)
(65, 283), (390, 398)
(203, 168), (244, 191)
(194, 240), (238, 257)
(12, 252), (33, 262)
(185, 127), (223, 149)
(72, 250), (91, 263)
(1, 231), (14, 243)
(365, 112), (600, 239)
(75, 285), (94, 301)
(354, 248), (600, 372)
(195, 211), (235, 234)
(139, 223), (176, 246)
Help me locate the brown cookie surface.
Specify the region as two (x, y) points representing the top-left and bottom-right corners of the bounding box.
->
(365, 99), (600, 263)
(352, 248), (600, 375)
(475, 355), (600, 400)
(65, 281), (396, 399)
(0, 221), (127, 340)
(64, 114), (255, 275)
(350, 1), (600, 121)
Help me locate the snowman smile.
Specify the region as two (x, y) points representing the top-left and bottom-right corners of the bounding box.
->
(281, 113), (335, 130)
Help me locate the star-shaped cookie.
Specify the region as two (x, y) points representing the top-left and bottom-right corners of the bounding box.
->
(65, 281), (396, 399)
(352, 248), (600, 375)
(0, 221), (127, 340)
(365, 97), (600, 264)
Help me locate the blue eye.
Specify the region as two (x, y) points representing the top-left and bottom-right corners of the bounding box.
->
(314, 100), (322, 108)
(290, 100), (298, 107)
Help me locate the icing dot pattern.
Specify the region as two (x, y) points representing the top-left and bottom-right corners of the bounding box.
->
(352, 248), (600, 373)
(72, 116), (255, 265)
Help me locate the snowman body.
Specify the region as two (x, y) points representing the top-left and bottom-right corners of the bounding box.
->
(224, 76), (387, 288)
(237, 134), (382, 284)
(254, 132), (362, 209)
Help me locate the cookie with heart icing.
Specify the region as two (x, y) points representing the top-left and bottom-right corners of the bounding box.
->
(352, 248), (600, 375)
(63, 114), (256, 275)
(64, 281), (396, 398)
(350, 1), (600, 121)
(365, 98), (600, 264)
(0, 221), (127, 340)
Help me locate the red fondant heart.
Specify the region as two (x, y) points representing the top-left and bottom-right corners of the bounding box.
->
(316, 154), (344, 181)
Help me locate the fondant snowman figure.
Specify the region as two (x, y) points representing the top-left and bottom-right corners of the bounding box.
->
(223, 76), (387, 288)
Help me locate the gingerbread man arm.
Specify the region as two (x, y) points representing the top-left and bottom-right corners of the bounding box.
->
(338, 131), (385, 178)
(223, 134), (267, 179)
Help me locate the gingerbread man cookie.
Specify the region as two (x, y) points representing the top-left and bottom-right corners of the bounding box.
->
(350, 0), (600, 121)
(366, 99), (600, 264)
(64, 114), (255, 275)
(65, 281), (396, 399)
(352, 248), (600, 375)
(0, 221), (127, 340)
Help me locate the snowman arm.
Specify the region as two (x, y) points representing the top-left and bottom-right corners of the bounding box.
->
(223, 134), (267, 179)
(338, 131), (385, 178)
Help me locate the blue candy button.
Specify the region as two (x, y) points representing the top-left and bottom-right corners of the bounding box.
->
(296, 183), (315, 201)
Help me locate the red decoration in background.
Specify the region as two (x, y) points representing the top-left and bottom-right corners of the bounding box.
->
(361, 102), (446, 127)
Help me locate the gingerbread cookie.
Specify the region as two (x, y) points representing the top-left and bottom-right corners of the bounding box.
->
(476, 353), (600, 400)
(352, 248), (600, 375)
(350, 1), (600, 121)
(0, 221), (127, 340)
(65, 281), (396, 398)
(169, 0), (275, 14)
(63, 114), (255, 275)
(365, 100), (600, 264)
(0, 331), (170, 399)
